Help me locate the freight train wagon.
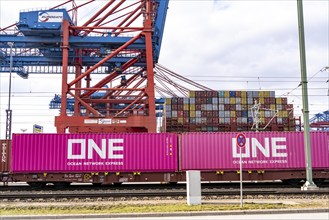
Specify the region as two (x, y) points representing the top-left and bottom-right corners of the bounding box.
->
(1, 132), (328, 188)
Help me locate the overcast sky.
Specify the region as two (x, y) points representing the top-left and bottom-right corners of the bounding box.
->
(0, 0), (328, 137)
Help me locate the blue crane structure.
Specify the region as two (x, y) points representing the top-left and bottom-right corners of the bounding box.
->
(309, 110), (329, 131)
(1, 0), (170, 135)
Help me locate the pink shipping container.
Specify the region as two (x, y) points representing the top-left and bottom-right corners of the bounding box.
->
(11, 133), (178, 173)
(180, 132), (329, 171)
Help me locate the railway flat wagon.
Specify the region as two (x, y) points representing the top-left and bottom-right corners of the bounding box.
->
(180, 131), (329, 184)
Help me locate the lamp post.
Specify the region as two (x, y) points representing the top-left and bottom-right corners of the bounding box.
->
(296, 0), (318, 190)
(5, 42), (14, 140)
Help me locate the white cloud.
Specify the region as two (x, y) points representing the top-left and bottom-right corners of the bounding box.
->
(160, 0), (328, 112)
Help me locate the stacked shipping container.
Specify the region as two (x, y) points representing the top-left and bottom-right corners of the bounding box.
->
(164, 90), (298, 132)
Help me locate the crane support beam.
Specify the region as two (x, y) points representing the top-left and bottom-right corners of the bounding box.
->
(0, 35), (145, 47)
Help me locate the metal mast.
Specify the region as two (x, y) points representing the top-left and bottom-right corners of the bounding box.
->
(297, 0), (318, 190)
(5, 42), (14, 139)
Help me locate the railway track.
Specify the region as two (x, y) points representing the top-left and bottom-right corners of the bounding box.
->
(3, 181), (327, 191)
(1, 183), (328, 201)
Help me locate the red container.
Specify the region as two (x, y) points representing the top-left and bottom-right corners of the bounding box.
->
(269, 97), (275, 104)
(229, 104), (236, 111)
(282, 98), (288, 104)
(11, 133), (178, 173)
(180, 132), (329, 170)
(0, 140), (11, 172)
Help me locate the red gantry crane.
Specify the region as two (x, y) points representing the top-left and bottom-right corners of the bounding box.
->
(56, 0), (170, 133)
(1, 0), (170, 133)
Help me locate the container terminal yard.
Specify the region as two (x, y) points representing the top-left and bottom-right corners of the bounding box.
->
(0, 0), (328, 189)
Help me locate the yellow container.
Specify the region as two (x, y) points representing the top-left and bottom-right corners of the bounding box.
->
(259, 91), (264, 97)
(230, 98), (236, 104)
(241, 104), (248, 110)
(184, 104), (189, 111)
(276, 98), (282, 104)
(230, 111), (236, 118)
(224, 91), (230, 98)
(241, 91), (247, 98)
(190, 111), (196, 117)
(178, 118), (183, 124)
(259, 97), (264, 104)
(165, 98), (171, 105)
(241, 98), (247, 105)
(260, 111), (265, 118)
(282, 111), (288, 117)
(278, 111), (283, 117)
(270, 104), (276, 110)
(189, 91), (196, 98)
(189, 104), (195, 111)
(264, 91), (270, 97)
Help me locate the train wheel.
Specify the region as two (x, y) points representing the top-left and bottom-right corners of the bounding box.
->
(53, 182), (71, 189)
(27, 182), (46, 189)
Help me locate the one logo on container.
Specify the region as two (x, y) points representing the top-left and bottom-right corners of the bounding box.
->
(231, 137), (288, 164)
(67, 138), (124, 160)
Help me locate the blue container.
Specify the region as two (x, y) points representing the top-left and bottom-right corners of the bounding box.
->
(218, 91), (225, 98)
(247, 91), (253, 97)
(241, 110), (248, 117)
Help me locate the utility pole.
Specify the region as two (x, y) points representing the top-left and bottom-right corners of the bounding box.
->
(5, 42), (14, 140)
(297, 0), (318, 190)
